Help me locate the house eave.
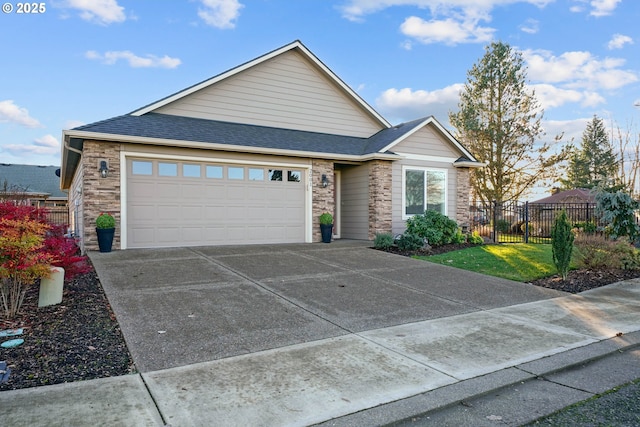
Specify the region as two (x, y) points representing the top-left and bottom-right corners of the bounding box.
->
(61, 131), (400, 184)
(453, 161), (486, 168)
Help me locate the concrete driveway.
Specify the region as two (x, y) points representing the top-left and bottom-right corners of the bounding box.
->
(3, 240), (640, 426)
(89, 240), (564, 373)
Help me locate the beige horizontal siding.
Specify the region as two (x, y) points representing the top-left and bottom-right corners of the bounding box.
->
(340, 164), (370, 239)
(393, 125), (460, 158)
(156, 50), (383, 137)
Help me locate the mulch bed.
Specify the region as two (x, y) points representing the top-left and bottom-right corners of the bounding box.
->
(0, 267), (135, 391)
(1, 244), (638, 391)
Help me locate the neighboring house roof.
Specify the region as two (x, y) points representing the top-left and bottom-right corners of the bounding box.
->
(0, 164), (66, 199)
(531, 188), (595, 204)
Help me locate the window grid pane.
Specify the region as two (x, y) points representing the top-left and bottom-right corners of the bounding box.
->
(206, 165), (223, 179)
(183, 164), (201, 178)
(249, 168), (264, 181)
(405, 170), (425, 215)
(159, 162), (177, 176)
(132, 161), (152, 175)
(287, 171), (301, 182)
(228, 167), (244, 180)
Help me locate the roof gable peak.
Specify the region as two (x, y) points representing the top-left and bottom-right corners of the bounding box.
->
(130, 40), (390, 128)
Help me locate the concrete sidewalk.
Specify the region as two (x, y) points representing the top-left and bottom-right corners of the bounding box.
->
(1, 242), (639, 426)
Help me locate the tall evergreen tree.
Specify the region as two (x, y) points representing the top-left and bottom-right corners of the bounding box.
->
(450, 41), (564, 204)
(562, 115), (617, 189)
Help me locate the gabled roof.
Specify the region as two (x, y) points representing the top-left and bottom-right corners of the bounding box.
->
(70, 113), (378, 156)
(131, 40), (391, 129)
(365, 116), (482, 165)
(0, 164), (66, 199)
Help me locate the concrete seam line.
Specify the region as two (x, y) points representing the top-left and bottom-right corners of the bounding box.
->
(186, 247), (355, 334)
(138, 373), (169, 426)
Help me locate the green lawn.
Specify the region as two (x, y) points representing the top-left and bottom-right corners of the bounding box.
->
(415, 244), (562, 282)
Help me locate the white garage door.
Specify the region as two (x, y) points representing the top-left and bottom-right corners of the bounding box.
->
(126, 158), (306, 248)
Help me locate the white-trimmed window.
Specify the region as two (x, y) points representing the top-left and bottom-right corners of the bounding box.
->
(403, 166), (447, 218)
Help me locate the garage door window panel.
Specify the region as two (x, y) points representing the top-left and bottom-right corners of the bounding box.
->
(132, 160), (153, 175)
(249, 168), (264, 181)
(159, 162), (178, 177)
(288, 171), (301, 182)
(206, 165), (223, 179)
(269, 169), (283, 181)
(228, 167), (244, 180)
(183, 164), (201, 178)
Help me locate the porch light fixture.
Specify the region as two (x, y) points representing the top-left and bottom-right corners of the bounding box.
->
(321, 174), (329, 188)
(99, 160), (109, 178)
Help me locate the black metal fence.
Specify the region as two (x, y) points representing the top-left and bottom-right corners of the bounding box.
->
(470, 201), (603, 244)
(46, 207), (70, 227)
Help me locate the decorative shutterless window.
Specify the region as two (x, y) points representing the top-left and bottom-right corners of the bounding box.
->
(183, 164), (201, 178)
(205, 165), (223, 179)
(249, 168), (265, 181)
(403, 167), (447, 217)
(131, 160), (152, 175)
(158, 162), (178, 177)
(228, 167), (244, 180)
(287, 171), (301, 182)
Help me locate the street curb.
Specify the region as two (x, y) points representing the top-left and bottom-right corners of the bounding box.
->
(314, 330), (640, 427)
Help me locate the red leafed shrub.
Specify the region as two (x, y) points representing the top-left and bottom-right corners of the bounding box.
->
(0, 216), (54, 318)
(43, 224), (92, 279)
(0, 201), (90, 281)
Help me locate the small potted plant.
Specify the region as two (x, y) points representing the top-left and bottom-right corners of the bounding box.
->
(319, 212), (333, 243)
(96, 212), (116, 252)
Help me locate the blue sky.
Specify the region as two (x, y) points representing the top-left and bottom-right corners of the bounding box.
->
(1, 0), (638, 169)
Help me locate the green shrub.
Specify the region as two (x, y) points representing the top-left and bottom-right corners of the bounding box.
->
(574, 233), (640, 270)
(396, 233), (424, 251)
(319, 212), (333, 225)
(468, 231), (484, 244)
(572, 221), (597, 234)
(405, 210), (458, 246)
(493, 219), (511, 233)
(595, 190), (640, 241)
(96, 212), (115, 229)
(551, 210), (574, 280)
(373, 233), (394, 249)
(452, 228), (466, 244)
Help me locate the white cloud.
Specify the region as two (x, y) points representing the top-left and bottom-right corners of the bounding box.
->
(0, 100), (42, 128)
(339, 1), (554, 21)
(519, 18), (539, 34)
(62, 0), (125, 25)
(376, 84), (463, 123)
(198, 0), (244, 29)
(607, 34), (633, 50)
(589, 0), (621, 17)
(64, 120), (85, 129)
(339, 1), (554, 45)
(85, 50), (182, 69)
(529, 84), (605, 109)
(523, 49), (638, 91)
(4, 134), (60, 156)
(400, 15), (495, 45)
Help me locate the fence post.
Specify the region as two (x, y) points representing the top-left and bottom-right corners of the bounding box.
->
(524, 201), (529, 243)
(492, 200), (497, 242)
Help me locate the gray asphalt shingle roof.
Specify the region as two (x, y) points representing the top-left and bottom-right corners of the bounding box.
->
(74, 113), (425, 156)
(0, 164), (65, 198)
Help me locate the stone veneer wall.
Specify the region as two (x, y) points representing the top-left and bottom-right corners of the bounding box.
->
(455, 167), (471, 227)
(311, 159), (334, 242)
(368, 160), (393, 239)
(81, 140), (121, 251)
